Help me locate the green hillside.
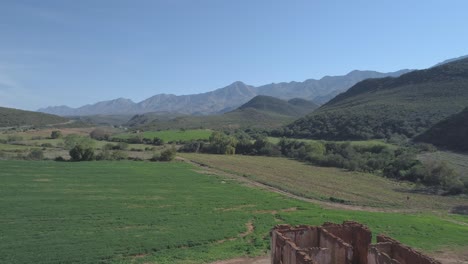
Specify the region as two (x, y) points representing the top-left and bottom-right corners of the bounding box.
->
(130, 108), (296, 130)
(0, 107), (68, 128)
(282, 58), (468, 140)
(415, 107), (468, 151)
(238, 95), (318, 117)
(127, 96), (316, 130)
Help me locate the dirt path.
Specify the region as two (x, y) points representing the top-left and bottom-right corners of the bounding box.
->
(210, 256), (269, 264)
(178, 157), (412, 213)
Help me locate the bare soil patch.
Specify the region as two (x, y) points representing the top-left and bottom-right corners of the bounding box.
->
(210, 256), (269, 264)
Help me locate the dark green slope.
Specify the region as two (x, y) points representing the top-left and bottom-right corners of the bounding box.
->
(131, 108), (295, 130)
(238, 95), (318, 117)
(284, 58), (468, 140)
(415, 107), (468, 151)
(128, 96), (317, 130)
(0, 107), (68, 127)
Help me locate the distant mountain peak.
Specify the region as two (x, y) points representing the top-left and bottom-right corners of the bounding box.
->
(38, 69), (410, 116)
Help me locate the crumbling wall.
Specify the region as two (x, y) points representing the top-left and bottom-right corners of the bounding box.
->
(270, 224), (353, 264)
(322, 221), (372, 264)
(270, 221), (441, 264)
(319, 228), (353, 263)
(367, 243), (400, 264)
(270, 226), (318, 264)
(369, 235), (441, 264)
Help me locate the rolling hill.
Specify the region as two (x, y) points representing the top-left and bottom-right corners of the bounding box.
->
(283, 58), (468, 140)
(0, 107), (68, 128)
(237, 95), (318, 117)
(38, 70), (410, 116)
(126, 95), (317, 130)
(415, 107), (468, 151)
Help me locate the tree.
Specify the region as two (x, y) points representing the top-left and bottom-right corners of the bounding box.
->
(152, 137), (164, 146)
(64, 134), (95, 150)
(208, 132), (237, 154)
(159, 147), (176, 161)
(89, 128), (111, 140)
(69, 145), (95, 161)
(28, 149), (44, 160)
(50, 130), (62, 139)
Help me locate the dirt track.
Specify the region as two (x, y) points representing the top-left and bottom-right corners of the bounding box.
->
(178, 157), (411, 213)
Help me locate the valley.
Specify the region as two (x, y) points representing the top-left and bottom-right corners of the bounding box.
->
(1, 36), (468, 264)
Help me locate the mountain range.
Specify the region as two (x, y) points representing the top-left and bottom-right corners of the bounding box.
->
(282, 57), (468, 140)
(38, 70), (411, 116)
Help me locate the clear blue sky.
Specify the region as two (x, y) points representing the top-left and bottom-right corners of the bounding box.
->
(1, 0), (467, 110)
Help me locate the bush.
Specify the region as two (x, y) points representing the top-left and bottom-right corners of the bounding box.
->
(27, 149), (44, 160)
(150, 152), (161, 162)
(111, 150), (127, 160)
(54, 156), (66, 162)
(7, 135), (23, 143)
(159, 147), (176, 161)
(41, 143), (53, 148)
(64, 135), (95, 150)
(179, 141), (205, 153)
(50, 130), (62, 139)
(89, 128), (111, 140)
(69, 145), (95, 161)
(117, 142), (129, 150)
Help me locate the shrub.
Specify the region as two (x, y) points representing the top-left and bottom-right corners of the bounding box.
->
(150, 152), (161, 162)
(179, 141), (205, 153)
(69, 145), (95, 161)
(64, 135), (95, 150)
(159, 147), (176, 161)
(27, 149), (44, 160)
(117, 142), (129, 150)
(111, 150), (127, 160)
(89, 128), (111, 140)
(54, 156), (66, 162)
(50, 130), (62, 139)
(7, 135), (23, 143)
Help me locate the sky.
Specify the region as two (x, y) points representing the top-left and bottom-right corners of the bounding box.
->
(1, 0), (467, 110)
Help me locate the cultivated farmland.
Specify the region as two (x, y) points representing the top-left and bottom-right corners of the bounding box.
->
(1, 160), (467, 263)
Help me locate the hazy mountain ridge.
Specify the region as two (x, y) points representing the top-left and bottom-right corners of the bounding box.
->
(255, 69), (411, 103)
(38, 70), (410, 116)
(282, 58), (468, 140)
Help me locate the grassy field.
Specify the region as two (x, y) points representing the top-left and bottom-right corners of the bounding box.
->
(0, 128), (159, 160)
(1, 160), (467, 264)
(113, 129), (212, 142)
(0, 127), (94, 140)
(180, 153), (468, 212)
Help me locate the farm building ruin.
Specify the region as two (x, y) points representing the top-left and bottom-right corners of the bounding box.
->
(270, 221), (440, 264)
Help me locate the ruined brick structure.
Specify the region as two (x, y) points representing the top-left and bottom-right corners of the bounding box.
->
(270, 221), (440, 264)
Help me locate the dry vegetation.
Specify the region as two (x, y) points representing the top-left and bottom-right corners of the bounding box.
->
(180, 153), (468, 212)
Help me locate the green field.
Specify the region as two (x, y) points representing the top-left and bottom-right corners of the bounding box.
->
(181, 153), (467, 212)
(1, 160), (467, 263)
(113, 129), (212, 142)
